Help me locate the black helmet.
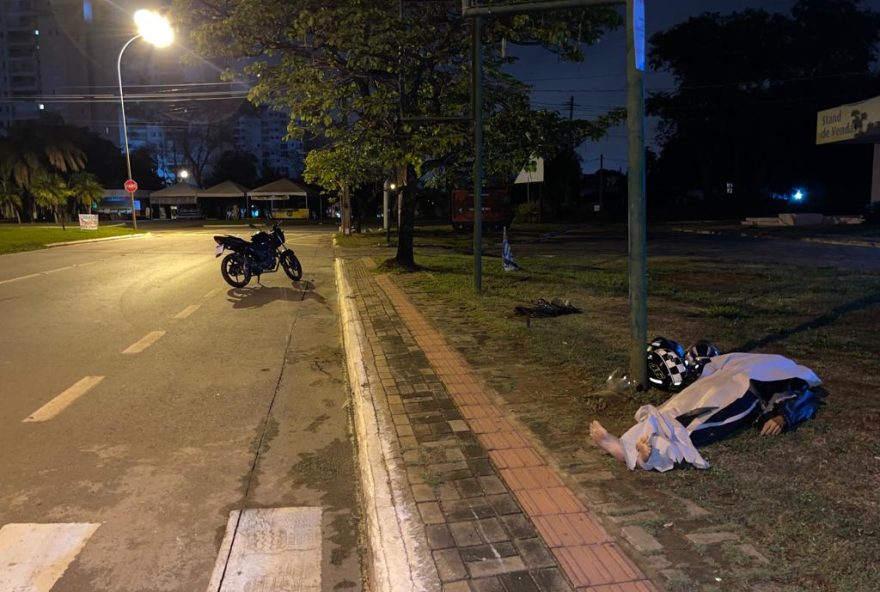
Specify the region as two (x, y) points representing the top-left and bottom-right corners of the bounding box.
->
(646, 345), (688, 391)
(684, 340), (721, 377)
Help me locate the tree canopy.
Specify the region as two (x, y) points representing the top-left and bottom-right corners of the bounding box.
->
(173, 0), (622, 265)
(648, 0), (880, 213)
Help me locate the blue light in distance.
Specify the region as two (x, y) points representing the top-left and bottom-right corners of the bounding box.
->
(792, 188), (806, 201)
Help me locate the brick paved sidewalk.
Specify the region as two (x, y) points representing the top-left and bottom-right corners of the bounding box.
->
(338, 257), (661, 592)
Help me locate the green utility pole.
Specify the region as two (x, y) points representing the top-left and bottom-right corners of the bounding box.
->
(472, 15), (484, 292)
(461, 0), (648, 386)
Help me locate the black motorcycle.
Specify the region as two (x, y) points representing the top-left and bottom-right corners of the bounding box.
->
(213, 221), (302, 287)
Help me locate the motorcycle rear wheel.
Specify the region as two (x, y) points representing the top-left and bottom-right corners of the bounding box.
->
(221, 253), (251, 287)
(280, 250), (303, 281)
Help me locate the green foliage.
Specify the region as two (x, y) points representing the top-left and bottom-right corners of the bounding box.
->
(173, 0), (622, 257)
(648, 0), (880, 210)
(514, 200), (540, 223)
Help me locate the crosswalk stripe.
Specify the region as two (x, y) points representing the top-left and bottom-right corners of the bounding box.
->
(122, 330), (165, 354)
(174, 304), (200, 319)
(0, 523), (100, 591)
(207, 507), (322, 592)
(23, 376), (105, 422)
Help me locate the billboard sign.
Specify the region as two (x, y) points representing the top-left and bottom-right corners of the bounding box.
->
(817, 95), (880, 145)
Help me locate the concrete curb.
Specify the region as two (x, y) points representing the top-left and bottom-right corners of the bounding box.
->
(44, 232), (152, 248)
(334, 258), (439, 592)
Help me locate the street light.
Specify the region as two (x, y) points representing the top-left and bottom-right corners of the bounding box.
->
(117, 9), (173, 230)
(179, 169), (190, 181)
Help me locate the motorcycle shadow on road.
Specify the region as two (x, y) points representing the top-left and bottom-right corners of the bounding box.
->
(225, 280), (325, 309)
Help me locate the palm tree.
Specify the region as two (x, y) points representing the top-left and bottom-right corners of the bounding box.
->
(0, 186), (23, 223)
(0, 122), (87, 222)
(68, 172), (105, 216)
(31, 172), (73, 229)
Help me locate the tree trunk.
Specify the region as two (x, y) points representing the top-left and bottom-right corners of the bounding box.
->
(394, 163), (417, 269)
(340, 182), (352, 235)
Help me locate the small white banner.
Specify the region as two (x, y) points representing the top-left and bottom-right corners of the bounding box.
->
(78, 214), (99, 230)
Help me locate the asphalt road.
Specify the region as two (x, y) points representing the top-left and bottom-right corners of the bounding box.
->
(0, 226), (362, 592)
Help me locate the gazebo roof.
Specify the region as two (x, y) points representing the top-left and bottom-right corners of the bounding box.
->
(247, 178), (315, 197)
(199, 180), (250, 198)
(149, 182), (200, 197)
(149, 182), (200, 205)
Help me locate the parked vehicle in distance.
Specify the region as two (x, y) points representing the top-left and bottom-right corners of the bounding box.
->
(450, 187), (513, 231)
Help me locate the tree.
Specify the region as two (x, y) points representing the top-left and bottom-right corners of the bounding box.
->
(174, 0), (621, 267)
(205, 150), (259, 188)
(0, 121), (87, 222)
(68, 172), (105, 215)
(31, 173), (73, 229)
(648, 0), (880, 214)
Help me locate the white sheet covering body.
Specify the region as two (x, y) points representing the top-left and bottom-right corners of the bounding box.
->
(620, 353), (822, 471)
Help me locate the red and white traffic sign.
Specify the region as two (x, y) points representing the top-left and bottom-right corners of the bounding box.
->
(124, 179), (138, 193)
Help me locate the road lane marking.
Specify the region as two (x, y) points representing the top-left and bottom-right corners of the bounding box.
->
(174, 304), (200, 319)
(23, 376), (105, 423)
(0, 261), (100, 286)
(122, 330), (166, 354)
(208, 507), (322, 592)
(204, 288), (220, 298)
(0, 522), (101, 592)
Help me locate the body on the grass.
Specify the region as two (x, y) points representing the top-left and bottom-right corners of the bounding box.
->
(591, 353), (823, 471)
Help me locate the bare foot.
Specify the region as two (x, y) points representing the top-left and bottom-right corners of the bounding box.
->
(590, 420), (625, 463)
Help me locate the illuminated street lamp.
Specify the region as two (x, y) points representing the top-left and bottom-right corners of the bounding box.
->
(117, 9), (174, 230)
(179, 170), (190, 181)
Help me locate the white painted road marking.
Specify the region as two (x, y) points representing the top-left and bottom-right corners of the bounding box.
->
(0, 261), (100, 286)
(0, 522), (100, 591)
(204, 288), (220, 298)
(122, 330), (166, 354)
(207, 508), (322, 592)
(23, 376), (105, 423)
(174, 304), (201, 319)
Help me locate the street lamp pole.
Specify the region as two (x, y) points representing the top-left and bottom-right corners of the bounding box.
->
(116, 9), (173, 232)
(117, 34), (140, 231)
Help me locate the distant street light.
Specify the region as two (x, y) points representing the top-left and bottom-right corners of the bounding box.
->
(179, 170), (190, 181)
(117, 9), (174, 230)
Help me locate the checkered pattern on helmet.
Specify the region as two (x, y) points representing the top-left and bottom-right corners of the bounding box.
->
(656, 347), (687, 386)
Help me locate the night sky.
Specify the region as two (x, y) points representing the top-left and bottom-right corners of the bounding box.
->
(503, 0), (880, 172)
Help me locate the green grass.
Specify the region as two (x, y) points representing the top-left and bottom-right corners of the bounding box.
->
(0, 224), (145, 254)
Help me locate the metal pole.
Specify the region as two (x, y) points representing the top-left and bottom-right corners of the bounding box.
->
(383, 179), (391, 231)
(117, 34), (140, 231)
(472, 15), (483, 292)
(626, 0), (647, 387)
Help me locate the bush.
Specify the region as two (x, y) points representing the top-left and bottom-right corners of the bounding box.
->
(514, 200), (540, 223)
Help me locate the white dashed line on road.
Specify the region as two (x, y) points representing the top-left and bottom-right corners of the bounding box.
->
(0, 261), (100, 286)
(204, 288), (220, 298)
(122, 330), (166, 354)
(0, 523), (101, 592)
(23, 376), (105, 423)
(174, 304), (201, 319)
(208, 507), (323, 592)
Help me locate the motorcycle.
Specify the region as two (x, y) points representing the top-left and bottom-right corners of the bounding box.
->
(213, 221), (303, 288)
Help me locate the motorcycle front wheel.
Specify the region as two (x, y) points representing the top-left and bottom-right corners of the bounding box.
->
(280, 250), (303, 281)
(221, 253), (251, 287)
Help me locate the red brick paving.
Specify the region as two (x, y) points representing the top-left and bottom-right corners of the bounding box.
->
(374, 275), (658, 592)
